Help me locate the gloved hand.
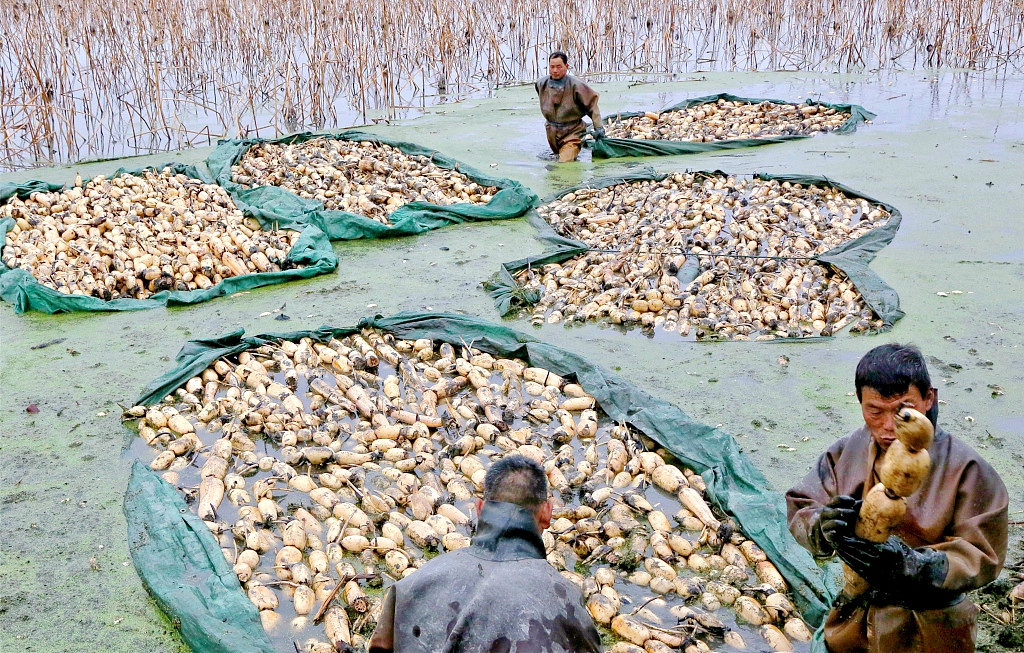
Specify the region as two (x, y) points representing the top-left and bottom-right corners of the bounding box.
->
(811, 495), (860, 552)
(833, 534), (950, 604)
(592, 127), (606, 140)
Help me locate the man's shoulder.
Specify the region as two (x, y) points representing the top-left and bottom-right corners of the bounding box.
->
(936, 427), (979, 457)
(936, 427), (1006, 484)
(394, 548), (474, 587)
(395, 547), (566, 582)
(566, 74), (594, 90)
(478, 555), (588, 604)
(395, 548), (585, 609)
(824, 425), (871, 455)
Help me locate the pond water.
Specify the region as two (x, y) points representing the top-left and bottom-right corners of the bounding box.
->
(2, 68), (1023, 652)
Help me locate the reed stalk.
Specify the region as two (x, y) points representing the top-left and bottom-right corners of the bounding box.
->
(0, 0), (1021, 170)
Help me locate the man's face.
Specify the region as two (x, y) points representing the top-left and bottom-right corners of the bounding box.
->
(549, 58), (568, 80)
(860, 385), (935, 451)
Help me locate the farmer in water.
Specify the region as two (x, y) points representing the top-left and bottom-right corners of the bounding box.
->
(536, 51), (604, 162)
(786, 343), (1007, 652)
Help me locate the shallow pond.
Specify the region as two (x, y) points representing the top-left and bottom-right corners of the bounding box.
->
(2, 69), (1023, 652)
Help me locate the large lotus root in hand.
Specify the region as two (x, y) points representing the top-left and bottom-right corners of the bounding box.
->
(1, 169), (301, 300)
(844, 408), (934, 596)
(127, 331), (811, 653)
(605, 99), (853, 142)
(231, 139), (498, 225)
(516, 173), (892, 339)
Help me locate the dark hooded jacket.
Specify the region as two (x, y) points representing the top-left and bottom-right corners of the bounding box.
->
(787, 425), (1007, 652)
(368, 501), (601, 653)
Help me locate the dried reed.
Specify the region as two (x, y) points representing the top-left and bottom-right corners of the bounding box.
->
(1, 0), (1022, 170)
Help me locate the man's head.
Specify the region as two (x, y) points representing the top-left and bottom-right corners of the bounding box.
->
(548, 52), (568, 80)
(477, 455), (552, 531)
(855, 343), (937, 451)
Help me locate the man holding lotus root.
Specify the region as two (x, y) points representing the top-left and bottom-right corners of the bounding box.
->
(787, 344), (1008, 652)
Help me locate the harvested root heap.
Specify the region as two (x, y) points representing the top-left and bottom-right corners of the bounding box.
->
(517, 173), (892, 339)
(843, 408), (934, 597)
(604, 100), (852, 142)
(129, 331), (811, 652)
(1, 169), (301, 300)
(231, 139), (499, 225)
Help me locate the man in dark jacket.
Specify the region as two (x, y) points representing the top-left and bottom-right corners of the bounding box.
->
(368, 455), (602, 653)
(787, 343), (1008, 653)
(536, 52), (604, 162)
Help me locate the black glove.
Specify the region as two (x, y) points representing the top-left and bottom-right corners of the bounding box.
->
(833, 534), (951, 607)
(811, 495), (860, 553)
(592, 127), (606, 140)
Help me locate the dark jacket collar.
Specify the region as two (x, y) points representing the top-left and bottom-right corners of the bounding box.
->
(469, 501), (547, 561)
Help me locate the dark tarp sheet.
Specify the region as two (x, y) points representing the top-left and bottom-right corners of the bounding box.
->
(591, 93), (875, 159)
(125, 460), (276, 653)
(485, 169), (904, 332)
(127, 312), (836, 653)
(205, 130), (537, 241)
(0, 163), (338, 314)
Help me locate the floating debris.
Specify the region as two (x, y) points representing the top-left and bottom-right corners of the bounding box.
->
(1, 169), (301, 300)
(231, 139), (499, 225)
(516, 173), (891, 339)
(128, 331), (811, 651)
(605, 100), (852, 142)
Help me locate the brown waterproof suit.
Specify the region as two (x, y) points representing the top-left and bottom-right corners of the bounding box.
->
(787, 425), (1007, 653)
(536, 75), (602, 162)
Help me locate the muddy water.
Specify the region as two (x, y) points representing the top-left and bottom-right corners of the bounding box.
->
(2, 69), (1023, 652)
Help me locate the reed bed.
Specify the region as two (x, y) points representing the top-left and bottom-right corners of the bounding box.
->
(2, 0), (1022, 170)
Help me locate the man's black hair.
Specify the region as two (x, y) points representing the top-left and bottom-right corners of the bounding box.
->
(855, 343), (938, 425)
(549, 51), (568, 65)
(484, 455), (548, 508)
(855, 343), (931, 400)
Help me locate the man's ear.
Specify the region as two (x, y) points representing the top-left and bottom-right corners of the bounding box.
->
(475, 498), (484, 518)
(536, 500), (553, 531)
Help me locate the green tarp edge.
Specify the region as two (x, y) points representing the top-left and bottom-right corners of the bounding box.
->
(124, 460), (276, 653)
(205, 130), (538, 241)
(485, 169), (904, 332)
(591, 92), (875, 159)
(127, 311), (834, 653)
(759, 173), (904, 330)
(0, 163), (339, 314)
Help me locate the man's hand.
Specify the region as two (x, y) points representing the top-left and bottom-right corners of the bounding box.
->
(833, 534), (950, 605)
(592, 127), (605, 140)
(815, 495), (860, 548)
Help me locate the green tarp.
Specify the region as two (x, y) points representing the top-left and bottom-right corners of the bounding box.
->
(205, 130), (537, 241)
(1, 132), (538, 314)
(0, 163), (339, 314)
(126, 311), (836, 653)
(485, 169), (905, 332)
(591, 93), (875, 159)
(125, 461), (277, 653)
